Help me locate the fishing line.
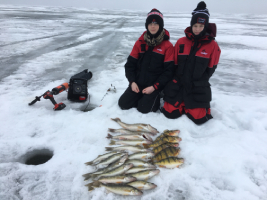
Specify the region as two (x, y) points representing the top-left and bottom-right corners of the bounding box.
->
(101, 84), (116, 101)
(82, 92), (90, 112)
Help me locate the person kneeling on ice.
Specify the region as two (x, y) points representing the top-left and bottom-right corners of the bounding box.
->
(118, 9), (174, 114)
(161, 1), (221, 124)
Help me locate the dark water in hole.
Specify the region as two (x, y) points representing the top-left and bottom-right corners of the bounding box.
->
(19, 149), (54, 165)
(25, 154), (53, 165)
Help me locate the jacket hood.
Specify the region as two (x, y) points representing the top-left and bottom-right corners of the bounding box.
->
(185, 23), (217, 41)
(139, 28), (170, 41)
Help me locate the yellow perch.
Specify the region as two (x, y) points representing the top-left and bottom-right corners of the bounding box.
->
(145, 136), (182, 148)
(154, 130), (180, 142)
(163, 129), (180, 136)
(152, 143), (179, 155)
(152, 147), (181, 162)
(154, 157), (184, 169)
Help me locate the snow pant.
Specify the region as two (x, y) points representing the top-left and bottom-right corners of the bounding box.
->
(118, 86), (160, 114)
(161, 102), (213, 125)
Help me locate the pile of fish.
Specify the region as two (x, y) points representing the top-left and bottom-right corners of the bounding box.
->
(83, 118), (184, 196)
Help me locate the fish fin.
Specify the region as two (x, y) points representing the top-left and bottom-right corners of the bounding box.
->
(84, 161), (94, 165)
(105, 147), (113, 151)
(108, 128), (116, 133)
(159, 165), (166, 168)
(109, 140), (116, 145)
(143, 144), (150, 149)
(148, 159), (154, 164)
(111, 118), (121, 123)
(106, 134), (113, 139)
(172, 143), (179, 147)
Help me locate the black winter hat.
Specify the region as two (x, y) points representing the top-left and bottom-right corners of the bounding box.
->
(190, 1), (210, 28)
(145, 8), (164, 30)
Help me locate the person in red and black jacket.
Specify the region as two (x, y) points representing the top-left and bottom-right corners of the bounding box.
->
(161, 1), (221, 124)
(118, 9), (174, 114)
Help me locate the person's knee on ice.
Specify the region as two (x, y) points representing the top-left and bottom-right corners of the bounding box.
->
(137, 91), (160, 114)
(118, 97), (130, 110)
(161, 107), (182, 119)
(186, 113), (212, 125)
(185, 107), (213, 125)
(161, 102), (183, 119)
(118, 86), (141, 110)
(137, 103), (159, 114)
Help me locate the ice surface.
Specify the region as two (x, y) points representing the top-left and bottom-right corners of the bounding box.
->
(0, 5), (267, 200)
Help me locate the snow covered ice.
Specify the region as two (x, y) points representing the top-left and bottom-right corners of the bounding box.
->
(0, 5), (267, 200)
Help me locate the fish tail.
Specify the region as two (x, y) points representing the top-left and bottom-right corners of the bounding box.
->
(83, 173), (93, 180)
(84, 161), (94, 165)
(87, 181), (100, 192)
(85, 180), (100, 189)
(106, 133), (113, 139)
(87, 185), (94, 191)
(109, 140), (117, 145)
(111, 118), (121, 123)
(85, 182), (94, 187)
(91, 174), (98, 180)
(108, 128), (116, 133)
(92, 180), (101, 188)
(105, 147), (114, 151)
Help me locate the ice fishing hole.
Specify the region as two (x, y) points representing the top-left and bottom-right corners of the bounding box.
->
(21, 149), (53, 165)
(81, 104), (98, 112)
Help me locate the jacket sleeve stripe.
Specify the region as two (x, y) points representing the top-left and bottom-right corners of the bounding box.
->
(208, 42), (221, 68)
(129, 41), (140, 60)
(164, 43), (175, 63)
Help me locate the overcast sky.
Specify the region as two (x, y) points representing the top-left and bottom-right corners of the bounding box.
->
(0, 0), (267, 14)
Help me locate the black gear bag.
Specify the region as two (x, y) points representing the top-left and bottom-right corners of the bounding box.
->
(67, 69), (93, 102)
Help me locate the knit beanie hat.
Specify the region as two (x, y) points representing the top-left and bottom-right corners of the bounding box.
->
(145, 8), (164, 30)
(190, 1), (210, 29)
